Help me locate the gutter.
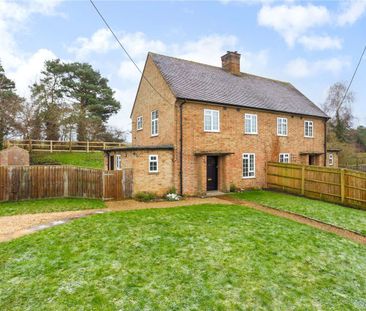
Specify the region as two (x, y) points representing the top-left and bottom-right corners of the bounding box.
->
(179, 99), (186, 195)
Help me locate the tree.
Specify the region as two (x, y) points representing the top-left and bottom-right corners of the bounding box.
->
(0, 62), (23, 149)
(62, 62), (120, 141)
(323, 82), (354, 142)
(30, 59), (68, 141)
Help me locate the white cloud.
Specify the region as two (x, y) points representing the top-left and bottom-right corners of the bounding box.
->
(0, 0), (62, 96)
(258, 4), (331, 47)
(68, 29), (167, 60)
(285, 57), (350, 78)
(10, 49), (57, 97)
(338, 0), (366, 26)
(298, 35), (342, 51)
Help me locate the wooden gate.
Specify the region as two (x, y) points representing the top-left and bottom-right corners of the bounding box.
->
(103, 169), (133, 200)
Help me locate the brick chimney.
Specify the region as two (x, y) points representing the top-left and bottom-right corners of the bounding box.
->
(221, 51), (241, 75)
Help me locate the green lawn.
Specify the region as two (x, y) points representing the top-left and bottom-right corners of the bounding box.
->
(0, 198), (106, 216)
(1, 204), (366, 310)
(30, 152), (104, 169)
(231, 190), (366, 235)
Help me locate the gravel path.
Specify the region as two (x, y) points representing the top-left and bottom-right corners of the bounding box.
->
(0, 197), (230, 243)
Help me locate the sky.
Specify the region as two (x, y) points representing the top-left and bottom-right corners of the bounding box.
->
(1, 0), (365, 139)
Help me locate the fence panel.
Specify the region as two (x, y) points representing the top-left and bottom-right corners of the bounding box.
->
(0, 166), (133, 202)
(266, 162), (366, 209)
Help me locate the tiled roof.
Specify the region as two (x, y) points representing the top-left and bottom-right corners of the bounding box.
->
(150, 53), (328, 118)
(103, 144), (174, 152)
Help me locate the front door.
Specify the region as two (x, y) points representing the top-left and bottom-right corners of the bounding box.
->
(109, 155), (115, 170)
(309, 155), (316, 166)
(207, 156), (218, 191)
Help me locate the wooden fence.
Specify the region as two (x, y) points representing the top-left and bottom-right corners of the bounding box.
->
(0, 166), (133, 202)
(267, 162), (366, 209)
(4, 139), (126, 153)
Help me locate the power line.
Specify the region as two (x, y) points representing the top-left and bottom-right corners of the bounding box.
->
(89, 0), (170, 104)
(340, 44), (366, 107)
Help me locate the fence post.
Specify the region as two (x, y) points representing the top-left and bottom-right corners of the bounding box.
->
(63, 169), (69, 197)
(29, 139), (32, 152)
(340, 168), (345, 203)
(50, 140), (53, 153)
(87, 141), (89, 153)
(301, 165), (305, 195)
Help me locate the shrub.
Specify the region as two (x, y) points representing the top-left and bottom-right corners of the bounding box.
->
(229, 183), (238, 192)
(134, 191), (157, 202)
(165, 187), (177, 195)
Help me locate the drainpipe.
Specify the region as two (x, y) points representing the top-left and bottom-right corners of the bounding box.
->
(324, 120), (327, 166)
(180, 99), (186, 195)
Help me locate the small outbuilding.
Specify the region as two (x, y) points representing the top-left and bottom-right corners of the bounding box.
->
(0, 146), (30, 166)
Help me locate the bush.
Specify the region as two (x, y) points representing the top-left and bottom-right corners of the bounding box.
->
(134, 191), (157, 202)
(229, 183), (238, 192)
(165, 187), (177, 195)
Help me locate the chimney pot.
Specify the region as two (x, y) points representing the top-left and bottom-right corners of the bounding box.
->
(221, 51), (241, 75)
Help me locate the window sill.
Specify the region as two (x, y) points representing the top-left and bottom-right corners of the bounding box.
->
(277, 134), (288, 137)
(304, 136), (314, 139)
(242, 176), (256, 179)
(204, 130), (220, 133)
(137, 128), (143, 131)
(151, 134), (159, 137)
(148, 172), (159, 175)
(244, 132), (258, 135)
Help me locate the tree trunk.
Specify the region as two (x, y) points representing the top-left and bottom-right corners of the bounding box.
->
(77, 104), (87, 141)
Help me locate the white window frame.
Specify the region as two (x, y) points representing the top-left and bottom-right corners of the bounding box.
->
(279, 153), (290, 163)
(148, 155), (158, 173)
(277, 117), (288, 136)
(242, 153), (256, 179)
(304, 120), (314, 138)
(244, 113), (258, 134)
(328, 153), (334, 166)
(151, 110), (159, 136)
(116, 155), (122, 170)
(137, 116), (143, 131)
(204, 109), (220, 132)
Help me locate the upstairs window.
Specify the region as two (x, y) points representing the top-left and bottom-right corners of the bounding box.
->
(137, 116), (143, 131)
(277, 117), (288, 136)
(149, 155), (158, 173)
(279, 153), (290, 163)
(151, 110), (159, 136)
(245, 114), (258, 134)
(328, 153), (334, 166)
(204, 109), (220, 132)
(304, 120), (313, 137)
(243, 153), (255, 178)
(116, 155), (122, 170)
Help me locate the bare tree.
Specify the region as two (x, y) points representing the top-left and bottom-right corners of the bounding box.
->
(323, 82), (354, 142)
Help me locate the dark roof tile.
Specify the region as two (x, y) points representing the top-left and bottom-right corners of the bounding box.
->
(150, 53), (328, 118)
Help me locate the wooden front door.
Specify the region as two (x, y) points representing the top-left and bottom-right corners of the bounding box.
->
(309, 155), (316, 166)
(207, 156), (218, 191)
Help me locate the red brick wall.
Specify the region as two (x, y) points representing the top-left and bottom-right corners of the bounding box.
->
(0, 146), (29, 166)
(179, 102), (326, 195)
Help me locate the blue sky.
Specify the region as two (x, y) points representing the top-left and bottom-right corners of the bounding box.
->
(1, 0), (365, 136)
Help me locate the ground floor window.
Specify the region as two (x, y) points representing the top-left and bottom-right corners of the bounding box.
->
(116, 155), (122, 170)
(328, 153), (334, 166)
(279, 153), (290, 163)
(149, 155), (158, 173)
(243, 153), (255, 178)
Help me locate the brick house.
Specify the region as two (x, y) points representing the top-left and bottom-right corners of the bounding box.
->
(104, 51), (332, 196)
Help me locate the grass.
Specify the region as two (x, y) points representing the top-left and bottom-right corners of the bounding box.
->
(231, 190), (366, 235)
(30, 152), (104, 169)
(1, 204), (366, 310)
(0, 198), (106, 216)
